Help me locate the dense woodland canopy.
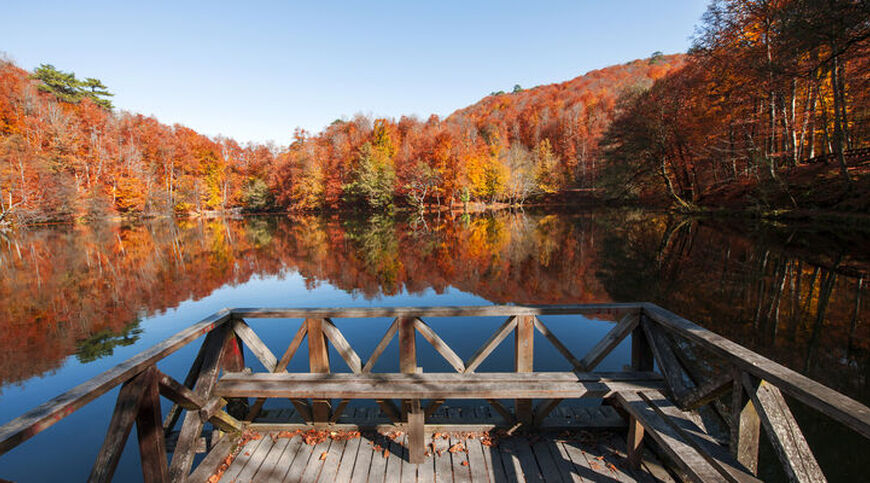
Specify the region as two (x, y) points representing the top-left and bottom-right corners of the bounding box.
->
(1, 0), (868, 224)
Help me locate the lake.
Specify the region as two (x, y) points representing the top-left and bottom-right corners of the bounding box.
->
(0, 210), (867, 481)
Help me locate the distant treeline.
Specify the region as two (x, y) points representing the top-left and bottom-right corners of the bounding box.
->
(1, 0), (867, 223)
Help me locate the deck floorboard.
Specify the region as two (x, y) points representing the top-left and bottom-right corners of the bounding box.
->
(215, 429), (676, 482)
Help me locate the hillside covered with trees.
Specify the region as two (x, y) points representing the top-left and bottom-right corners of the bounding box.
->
(1, 0), (868, 224)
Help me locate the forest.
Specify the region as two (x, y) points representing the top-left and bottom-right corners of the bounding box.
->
(0, 0), (867, 224)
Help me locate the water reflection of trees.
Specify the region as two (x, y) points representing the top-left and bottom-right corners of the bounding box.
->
(595, 214), (869, 402)
(0, 213), (866, 405)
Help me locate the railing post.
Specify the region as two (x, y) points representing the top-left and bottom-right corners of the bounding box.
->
(398, 316), (417, 421)
(398, 317), (424, 463)
(515, 315), (534, 428)
(631, 313), (654, 371)
(136, 366), (169, 483)
(731, 369), (760, 475)
(626, 415), (645, 469)
(307, 318), (331, 425)
(221, 325), (247, 419)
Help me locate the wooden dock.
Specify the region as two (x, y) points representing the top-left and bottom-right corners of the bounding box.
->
(1, 303), (869, 482)
(202, 429), (676, 483)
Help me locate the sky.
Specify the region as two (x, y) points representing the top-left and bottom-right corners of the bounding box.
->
(2, 0), (709, 145)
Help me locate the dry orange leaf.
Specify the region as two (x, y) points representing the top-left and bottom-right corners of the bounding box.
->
(319, 451), (328, 461)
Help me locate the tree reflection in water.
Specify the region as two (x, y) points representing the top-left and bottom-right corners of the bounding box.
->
(0, 212), (866, 408)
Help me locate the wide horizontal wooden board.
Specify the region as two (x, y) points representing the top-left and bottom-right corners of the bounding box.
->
(215, 371), (664, 400)
(231, 304), (641, 319)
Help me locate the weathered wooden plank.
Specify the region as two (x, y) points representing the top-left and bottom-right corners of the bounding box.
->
(234, 436), (274, 482)
(362, 318), (399, 373)
(399, 434), (418, 483)
(408, 400), (425, 465)
(188, 432), (240, 483)
(741, 375), (826, 482)
(681, 373), (734, 411)
(308, 318), (332, 424)
(465, 316), (517, 374)
(465, 437), (490, 483)
(88, 367), (152, 483)
(317, 437), (347, 482)
(200, 399), (243, 433)
(507, 438), (542, 482)
(545, 439), (582, 483)
(220, 371), (658, 382)
(638, 391), (760, 482)
(216, 373), (665, 400)
(559, 439), (597, 482)
(136, 367), (169, 483)
(579, 313), (639, 371)
(282, 435), (315, 482)
(232, 319), (278, 372)
(414, 317), (465, 373)
(157, 370), (206, 411)
(642, 320), (691, 400)
(731, 371), (761, 474)
(515, 315), (534, 427)
(614, 391), (726, 482)
(349, 433), (374, 482)
(627, 415), (644, 470)
(533, 316), (584, 370)
(368, 434), (390, 482)
(334, 434), (362, 482)
(398, 317), (417, 375)
(531, 440), (562, 482)
(547, 440), (582, 483)
(251, 437), (291, 482)
(384, 434), (404, 482)
(169, 325), (229, 482)
(273, 435), (305, 481)
(217, 437), (262, 482)
(480, 437), (505, 482)
(300, 437), (332, 482)
(432, 433), (453, 482)
(322, 318), (363, 374)
(416, 437), (436, 483)
(0, 309), (231, 456)
(451, 435), (472, 483)
(643, 303), (870, 439)
(232, 304), (642, 319)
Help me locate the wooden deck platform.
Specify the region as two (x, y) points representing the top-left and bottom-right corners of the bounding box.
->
(207, 430), (675, 483)
(3, 304), (870, 482)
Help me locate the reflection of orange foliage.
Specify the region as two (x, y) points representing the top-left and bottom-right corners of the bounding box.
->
(0, 214), (866, 398)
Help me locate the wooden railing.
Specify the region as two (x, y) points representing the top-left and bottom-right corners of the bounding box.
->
(0, 303), (868, 482)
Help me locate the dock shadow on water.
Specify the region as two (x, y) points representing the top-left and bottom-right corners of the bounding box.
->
(0, 210), (867, 481)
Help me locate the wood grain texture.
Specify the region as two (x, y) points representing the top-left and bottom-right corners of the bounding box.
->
(644, 303), (870, 439)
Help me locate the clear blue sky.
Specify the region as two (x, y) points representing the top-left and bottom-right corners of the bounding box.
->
(2, 0), (709, 144)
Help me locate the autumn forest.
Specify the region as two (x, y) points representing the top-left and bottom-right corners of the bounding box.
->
(1, 0), (867, 225)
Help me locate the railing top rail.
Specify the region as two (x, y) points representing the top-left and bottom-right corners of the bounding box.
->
(642, 303), (870, 440)
(230, 303), (641, 319)
(0, 309), (232, 456)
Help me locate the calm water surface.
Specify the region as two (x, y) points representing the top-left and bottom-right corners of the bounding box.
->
(0, 211), (867, 481)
